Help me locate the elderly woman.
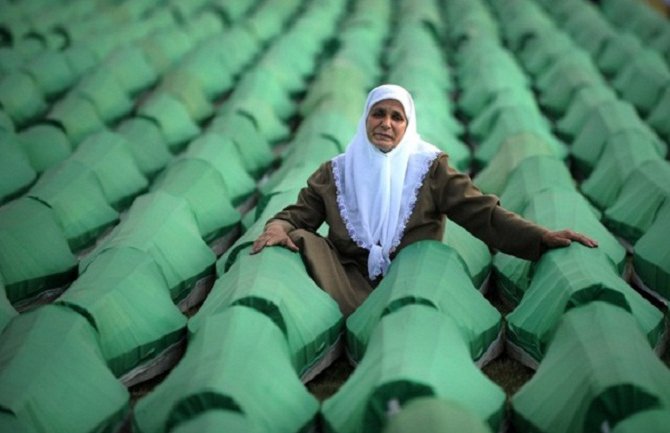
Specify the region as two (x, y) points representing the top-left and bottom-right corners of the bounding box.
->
(252, 84), (597, 316)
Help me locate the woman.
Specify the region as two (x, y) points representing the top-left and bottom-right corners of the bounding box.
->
(252, 84), (597, 316)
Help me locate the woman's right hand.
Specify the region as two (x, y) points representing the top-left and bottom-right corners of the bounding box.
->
(251, 221), (299, 254)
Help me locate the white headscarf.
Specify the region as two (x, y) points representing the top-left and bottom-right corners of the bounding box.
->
(332, 84), (441, 279)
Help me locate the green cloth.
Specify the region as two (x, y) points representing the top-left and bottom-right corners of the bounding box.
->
(57, 247), (186, 376)
(469, 88), (539, 140)
(80, 191), (215, 301)
(134, 306), (319, 433)
(347, 241), (501, 364)
(555, 84), (618, 141)
(181, 131), (256, 205)
(499, 155), (575, 214)
(646, 85), (670, 141)
(17, 124), (72, 173)
(71, 130), (148, 210)
(507, 247), (665, 365)
(324, 305), (505, 433)
(519, 32), (574, 77)
(581, 130), (662, 210)
(46, 95), (106, 147)
(158, 73), (214, 123)
(612, 409), (670, 433)
(474, 132), (556, 195)
(170, 411), (261, 433)
(116, 117), (172, 178)
(171, 44), (234, 99)
(229, 67), (296, 120)
(383, 398), (493, 433)
(634, 201), (670, 299)
(137, 93), (200, 153)
(512, 302), (670, 433)
(611, 50), (670, 115)
(63, 43), (100, 77)
(570, 100), (665, 174)
(151, 158), (240, 241)
(604, 159), (670, 243)
(21, 49), (75, 98)
(597, 33), (643, 77)
(220, 97), (291, 144)
(293, 110), (358, 152)
(190, 246), (342, 376)
(0, 305), (129, 433)
(102, 45), (157, 95)
(0, 131), (36, 204)
(28, 159), (119, 252)
(139, 27), (194, 73)
(74, 69), (134, 123)
(0, 276), (17, 333)
(0, 71), (47, 126)
(0, 110), (13, 132)
(0, 198), (76, 304)
(442, 220), (492, 288)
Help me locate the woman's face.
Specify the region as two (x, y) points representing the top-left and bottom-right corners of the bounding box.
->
(365, 99), (408, 152)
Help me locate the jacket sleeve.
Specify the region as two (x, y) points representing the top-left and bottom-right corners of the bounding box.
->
(268, 162), (329, 232)
(432, 155), (549, 261)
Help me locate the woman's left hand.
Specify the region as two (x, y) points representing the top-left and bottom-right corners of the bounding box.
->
(542, 229), (599, 249)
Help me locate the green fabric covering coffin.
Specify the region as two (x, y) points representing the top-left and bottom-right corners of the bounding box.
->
(512, 302), (670, 433)
(498, 155), (575, 214)
(173, 45), (235, 100)
(137, 93), (200, 153)
(324, 305), (506, 433)
(611, 50), (670, 115)
(80, 191), (215, 302)
(604, 159), (670, 243)
(441, 220), (492, 289)
(506, 246), (665, 367)
(495, 188), (626, 305)
(208, 112), (274, 178)
(56, 247), (186, 377)
(633, 201), (670, 300)
(21, 49), (75, 99)
(190, 246), (343, 378)
(382, 398), (493, 433)
(116, 117), (172, 179)
(0, 110), (13, 132)
(646, 85), (670, 141)
(518, 31), (574, 78)
(134, 306), (319, 433)
(46, 95), (106, 147)
(102, 45), (158, 95)
(0, 131), (36, 203)
(347, 241), (501, 365)
(571, 100), (666, 175)
(554, 84), (618, 141)
(71, 130), (148, 210)
(611, 409), (670, 433)
(0, 276), (17, 333)
(139, 27), (194, 74)
(0, 71), (47, 126)
(17, 124), (72, 173)
(28, 159), (119, 252)
(73, 69), (134, 123)
(0, 305), (129, 433)
(169, 411), (262, 433)
(0, 198), (77, 304)
(597, 33), (643, 77)
(157, 74), (214, 123)
(151, 158), (240, 242)
(473, 133), (556, 195)
(219, 97), (291, 144)
(580, 130), (662, 210)
(230, 68), (296, 120)
(468, 89), (539, 141)
(181, 132), (256, 206)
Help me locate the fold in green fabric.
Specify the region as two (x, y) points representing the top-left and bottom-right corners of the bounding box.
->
(0, 131), (36, 204)
(191, 246), (342, 376)
(512, 302), (670, 433)
(57, 247), (186, 376)
(102, 46), (158, 95)
(21, 50), (75, 99)
(116, 117), (172, 179)
(324, 305), (505, 433)
(46, 95), (106, 146)
(137, 93), (200, 153)
(441, 219), (491, 289)
(382, 398), (493, 433)
(80, 191), (215, 301)
(507, 246), (664, 365)
(74, 69), (134, 123)
(633, 201), (670, 300)
(169, 411), (262, 433)
(17, 124), (72, 174)
(0, 71), (47, 126)
(611, 409), (670, 433)
(0, 276), (17, 333)
(347, 241), (501, 363)
(554, 84), (618, 141)
(0, 305), (129, 433)
(134, 306), (319, 433)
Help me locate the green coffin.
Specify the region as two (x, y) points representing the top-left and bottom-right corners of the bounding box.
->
(116, 117), (172, 179)
(0, 71), (47, 126)
(603, 159), (670, 243)
(611, 50), (670, 115)
(134, 306), (319, 433)
(442, 219), (492, 289)
(0, 130), (36, 203)
(157, 74), (214, 123)
(73, 69), (134, 123)
(0, 276), (17, 332)
(507, 247), (665, 366)
(611, 409), (670, 433)
(220, 97), (291, 144)
(57, 247), (186, 377)
(151, 158), (240, 241)
(512, 302), (670, 433)
(102, 45), (158, 95)
(190, 245), (342, 377)
(646, 85), (670, 141)
(633, 201), (670, 300)
(172, 45), (234, 99)
(137, 93), (201, 153)
(0, 305), (129, 433)
(71, 130), (148, 210)
(382, 398), (493, 433)
(468, 89), (539, 141)
(46, 95), (106, 147)
(169, 411), (262, 433)
(139, 27), (194, 73)
(21, 49), (75, 98)
(347, 241), (501, 364)
(80, 191), (215, 301)
(597, 33), (643, 77)
(181, 131), (256, 205)
(323, 305), (506, 433)
(17, 124), (72, 174)
(555, 84), (618, 141)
